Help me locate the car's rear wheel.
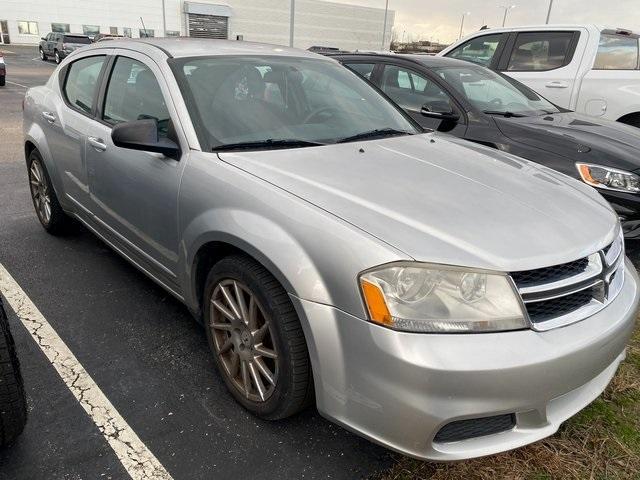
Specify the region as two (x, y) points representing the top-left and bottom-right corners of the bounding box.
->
(39, 47), (46, 61)
(54, 50), (60, 64)
(0, 298), (27, 446)
(203, 255), (313, 420)
(27, 150), (70, 234)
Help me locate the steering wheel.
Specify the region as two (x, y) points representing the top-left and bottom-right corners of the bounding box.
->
(304, 106), (342, 124)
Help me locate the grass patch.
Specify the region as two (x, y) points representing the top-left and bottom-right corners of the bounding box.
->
(376, 323), (640, 480)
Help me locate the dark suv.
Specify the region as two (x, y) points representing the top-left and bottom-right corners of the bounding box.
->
(39, 33), (91, 64)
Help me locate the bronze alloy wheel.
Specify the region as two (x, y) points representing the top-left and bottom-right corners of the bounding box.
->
(28, 158), (52, 226)
(209, 279), (279, 402)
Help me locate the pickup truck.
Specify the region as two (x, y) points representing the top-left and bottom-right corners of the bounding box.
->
(439, 25), (640, 127)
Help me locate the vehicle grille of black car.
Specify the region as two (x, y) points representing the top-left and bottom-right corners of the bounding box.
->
(509, 230), (625, 331)
(433, 414), (516, 443)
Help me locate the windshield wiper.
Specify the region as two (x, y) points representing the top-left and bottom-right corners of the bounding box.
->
(212, 139), (326, 152)
(337, 128), (413, 144)
(482, 110), (527, 118)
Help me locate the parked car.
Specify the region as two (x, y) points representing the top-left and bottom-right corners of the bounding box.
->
(333, 53), (640, 239)
(0, 53), (5, 87)
(39, 33), (91, 64)
(0, 296), (27, 446)
(438, 25), (640, 127)
(23, 38), (639, 461)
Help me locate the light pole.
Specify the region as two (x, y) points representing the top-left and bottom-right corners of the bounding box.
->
(289, 0), (295, 47)
(458, 12), (470, 40)
(161, 0), (166, 36)
(381, 0), (389, 50)
(499, 5), (516, 27)
(545, 0), (554, 24)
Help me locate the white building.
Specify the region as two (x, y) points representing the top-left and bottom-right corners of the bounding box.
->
(0, 0), (395, 51)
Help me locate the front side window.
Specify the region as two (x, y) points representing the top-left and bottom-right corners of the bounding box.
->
(103, 57), (170, 136)
(447, 34), (503, 66)
(17, 21), (39, 35)
(435, 64), (559, 116)
(82, 25), (100, 36)
(173, 56), (418, 149)
(594, 34), (639, 70)
(345, 63), (376, 80)
(139, 29), (154, 38)
(380, 65), (453, 113)
(63, 56), (106, 114)
(507, 32), (574, 71)
(51, 23), (70, 33)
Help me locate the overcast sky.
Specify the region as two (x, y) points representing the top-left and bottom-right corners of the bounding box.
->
(332, 0), (638, 44)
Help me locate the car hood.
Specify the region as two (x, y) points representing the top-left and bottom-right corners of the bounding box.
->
(494, 112), (640, 173)
(219, 133), (617, 271)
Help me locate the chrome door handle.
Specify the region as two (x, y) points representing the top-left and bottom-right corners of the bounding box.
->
(87, 136), (107, 152)
(545, 81), (568, 89)
(42, 111), (56, 123)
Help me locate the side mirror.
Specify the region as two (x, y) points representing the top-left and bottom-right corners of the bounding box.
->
(111, 119), (180, 159)
(421, 101), (460, 121)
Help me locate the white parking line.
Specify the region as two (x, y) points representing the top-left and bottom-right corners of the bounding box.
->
(0, 263), (173, 480)
(6, 80), (29, 89)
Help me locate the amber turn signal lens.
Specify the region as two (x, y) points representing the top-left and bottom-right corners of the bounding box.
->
(577, 164), (596, 185)
(361, 280), (392, 326)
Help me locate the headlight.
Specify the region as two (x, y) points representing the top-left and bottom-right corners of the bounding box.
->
(359, 263), (527, 333)
(576, 163), (640, 193)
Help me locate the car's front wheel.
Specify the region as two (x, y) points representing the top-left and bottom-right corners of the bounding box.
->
(54, 50), (60, 64)
(39, 47), (46, 61)
(27, 150), (70, 234)
(203, 255), (313, 420)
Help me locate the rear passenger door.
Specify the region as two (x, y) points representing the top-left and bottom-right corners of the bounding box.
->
(85, 51), (186, 287)
(496, 30), (583, 109)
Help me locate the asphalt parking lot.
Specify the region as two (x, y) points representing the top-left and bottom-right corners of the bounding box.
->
(0, 46), (394, 479)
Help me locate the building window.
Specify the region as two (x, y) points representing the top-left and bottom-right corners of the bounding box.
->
(83, 25), (100, 36)
(51, 23), (70, 33)
(123, 27), (132, 38)
(110, 26), (118, 35)
(165, 30), (180, 37)
(139, 29), (154, 38)
(17, 21), (39, 35)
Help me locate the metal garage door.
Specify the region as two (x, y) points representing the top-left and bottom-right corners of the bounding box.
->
(188, 13), (228, 39)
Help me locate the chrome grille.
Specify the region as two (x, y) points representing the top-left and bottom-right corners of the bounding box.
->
(510, 229), (625, 331)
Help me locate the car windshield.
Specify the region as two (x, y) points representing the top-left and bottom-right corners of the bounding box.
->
(434, 64), (560, 116)
(63, 35), (91, 44)
(171, 55), (419, 150)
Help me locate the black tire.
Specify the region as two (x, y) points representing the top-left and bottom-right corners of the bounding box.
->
(203, 255), (313, 420)
(39, 47), (46, 61)
(54, 50), (60, 64)
(0, 76), (4, 87)
(0, 298), (27, 447)
(27, 149), (71, 235)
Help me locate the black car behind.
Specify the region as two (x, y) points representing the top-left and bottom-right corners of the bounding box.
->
(333, 53), (640, 239)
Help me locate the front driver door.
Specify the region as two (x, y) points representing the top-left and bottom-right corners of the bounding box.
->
(85, 51), (187, 292)
(377, 63), (466, 135)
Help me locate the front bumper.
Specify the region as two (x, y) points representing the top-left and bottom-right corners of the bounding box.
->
(603, 191), (640, 239)
(292, 258), (639, 461)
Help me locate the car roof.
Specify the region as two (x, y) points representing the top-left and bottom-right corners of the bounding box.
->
(454, 24), (639, 37)
(84, 37), (327, 60)
(331, 52), (474, 68)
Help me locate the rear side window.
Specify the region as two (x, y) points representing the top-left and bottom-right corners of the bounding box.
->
(63, 35), (91, 44)
(63, 56), (105, 114)
(447, 34), (504, 67)
(103, 57), (171, 136)
(507, 32), (574, 71)
(380, 65), (453, 113)
(594, 34), (639, 70)
(344, 63), (375, 80)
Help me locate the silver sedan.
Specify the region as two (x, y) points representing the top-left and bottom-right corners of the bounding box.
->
(23, 38), (639, 461)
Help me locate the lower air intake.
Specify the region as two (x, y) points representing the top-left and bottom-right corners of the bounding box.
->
(433, 414), (516, 443)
